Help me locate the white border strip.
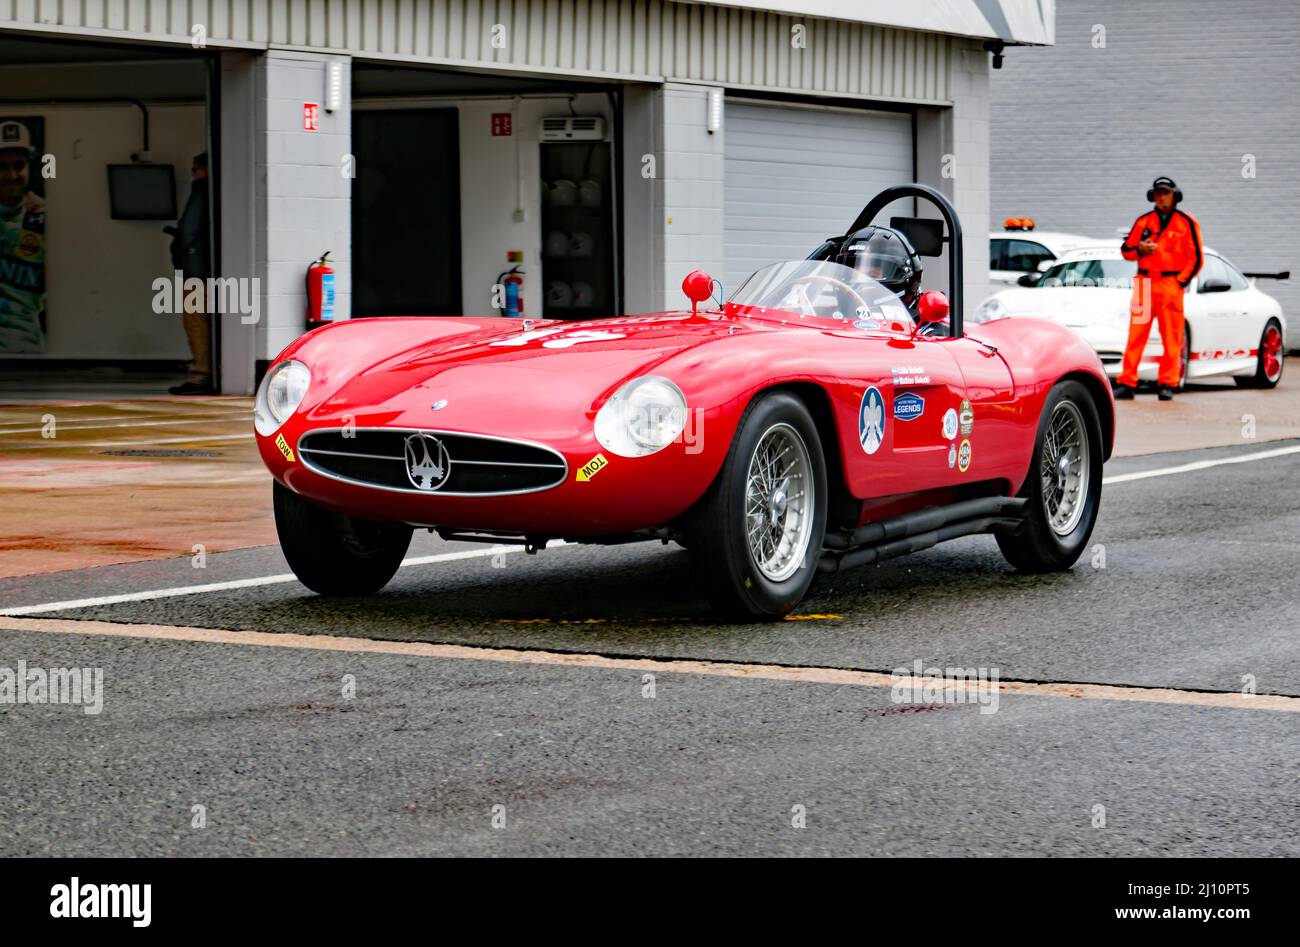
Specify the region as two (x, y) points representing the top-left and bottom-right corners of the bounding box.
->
(2, 443), (1295, 617)
(1104, 444), (1300, 484)
(0, 544), (559, 616)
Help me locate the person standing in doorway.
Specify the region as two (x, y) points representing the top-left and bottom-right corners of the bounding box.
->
(1115, 176), (1203, 401)
(0, 119), (47, 353)
(169, 152), (213, 395)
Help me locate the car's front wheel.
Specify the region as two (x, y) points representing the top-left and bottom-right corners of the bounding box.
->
(687, 391), (827, 620)
(273, 482), (412, 595)
(1235, 318), (1285, 389)
(996, 380), (1103, 573)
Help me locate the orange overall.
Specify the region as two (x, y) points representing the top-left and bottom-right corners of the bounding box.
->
(1119, 208), (1203, 387)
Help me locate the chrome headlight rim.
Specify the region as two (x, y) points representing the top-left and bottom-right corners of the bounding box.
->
(594, 375), (688, 458)
(254, 359), (311, 436)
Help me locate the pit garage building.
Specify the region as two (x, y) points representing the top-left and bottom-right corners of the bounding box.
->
(0, 1), (1054, 395)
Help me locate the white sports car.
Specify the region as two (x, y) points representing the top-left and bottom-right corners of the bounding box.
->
(989, 223), (1095, 287)
(973, 245), (1287, 388)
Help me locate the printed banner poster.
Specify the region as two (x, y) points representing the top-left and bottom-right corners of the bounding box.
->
(0, 116), (46, 353)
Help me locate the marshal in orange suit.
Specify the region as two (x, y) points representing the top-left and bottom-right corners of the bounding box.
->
(1116, 176), (1203, 401)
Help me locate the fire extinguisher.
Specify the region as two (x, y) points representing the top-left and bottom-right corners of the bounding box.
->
(306, 251), (336, 328)
(497, 266), (525, 318)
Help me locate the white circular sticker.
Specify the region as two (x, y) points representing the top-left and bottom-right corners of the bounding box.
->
(948, 443), (957, 468)
(942, 408), (959, 441)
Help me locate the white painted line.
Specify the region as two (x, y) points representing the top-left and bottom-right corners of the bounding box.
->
(0, 543), (567, 616)
(1104, 444), (1300, 484)
(2, 614), (1298, 714)
(0, 414), (252, 435)
(0, 411), (240, 428)
(4, 442), (1293, 616)
(8, 432), (255, 450)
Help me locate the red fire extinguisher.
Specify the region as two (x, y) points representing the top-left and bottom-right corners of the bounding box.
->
(497, 266), (525, 318)
(306, 251), (336, 328)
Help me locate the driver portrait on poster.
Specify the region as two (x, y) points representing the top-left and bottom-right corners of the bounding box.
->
(0, 115), (46, 353)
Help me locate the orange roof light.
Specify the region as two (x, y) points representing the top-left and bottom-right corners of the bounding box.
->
(1003, 217), (1036, 231)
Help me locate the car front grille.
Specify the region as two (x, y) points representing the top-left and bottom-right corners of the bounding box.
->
(296, 429), (567, 496)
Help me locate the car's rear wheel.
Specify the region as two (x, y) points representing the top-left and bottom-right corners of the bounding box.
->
(996, 380), (1103, 573)
(273, 482), (412, 595)
(1235, 318), (1285, 389)
(687, 391), (827, 621)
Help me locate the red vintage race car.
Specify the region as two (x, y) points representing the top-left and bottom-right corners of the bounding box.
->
(255, 185), (1114, 620)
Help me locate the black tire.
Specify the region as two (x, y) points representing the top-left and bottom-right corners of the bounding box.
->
(273, 482), (413, 595)
(687, 391), (827, 621)
(1234, 318), (1285, 389)
(996, 380), (1103, 573)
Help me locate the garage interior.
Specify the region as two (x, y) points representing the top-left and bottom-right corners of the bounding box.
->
(0, 34), (215, 399)
(351, 64), (623, 322)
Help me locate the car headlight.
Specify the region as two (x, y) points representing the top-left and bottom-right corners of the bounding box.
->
(254, 359), (311, 436)
(973, 297), (1008, 324)
(594, 375), (687, 457)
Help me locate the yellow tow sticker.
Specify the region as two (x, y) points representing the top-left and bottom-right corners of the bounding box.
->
(275, 433), (296, 462)
(576, 453), (608, 482)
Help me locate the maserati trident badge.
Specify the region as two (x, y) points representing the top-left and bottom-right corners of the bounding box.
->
(404, 433), (451, 491)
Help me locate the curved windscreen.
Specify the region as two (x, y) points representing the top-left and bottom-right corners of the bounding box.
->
(728, 260), (912, 323)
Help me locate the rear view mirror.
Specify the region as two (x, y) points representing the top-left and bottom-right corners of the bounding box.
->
(1199, 278), (1231, 294)
(1017, 273), (1040, 287)
(916, 291), (950, 324)
(889, 216), (945, 257)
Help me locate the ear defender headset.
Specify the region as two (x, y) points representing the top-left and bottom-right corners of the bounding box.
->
(1147, 176), (1183, 203)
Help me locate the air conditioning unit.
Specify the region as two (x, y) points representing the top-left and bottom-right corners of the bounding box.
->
(539, 116), (606, 141)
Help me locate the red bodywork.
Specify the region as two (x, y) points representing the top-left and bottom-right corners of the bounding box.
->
(257, 305), (1114, 539)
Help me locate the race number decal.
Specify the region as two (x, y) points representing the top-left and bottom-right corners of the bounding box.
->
(490, 328), (625, 349)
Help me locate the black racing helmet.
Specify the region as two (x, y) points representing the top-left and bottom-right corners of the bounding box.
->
(832, 225), (923, 306)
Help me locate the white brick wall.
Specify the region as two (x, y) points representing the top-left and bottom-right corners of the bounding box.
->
(950, 42), (993, 317)
(256, 52), (353, 360)
(656, 84), (726, 311)
(990, 0), (1298, 338)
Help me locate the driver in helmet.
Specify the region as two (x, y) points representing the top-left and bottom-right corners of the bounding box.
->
(830, 225), (924, 316)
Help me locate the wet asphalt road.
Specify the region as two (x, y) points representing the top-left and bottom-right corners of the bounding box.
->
(1, 439), (1298, 856)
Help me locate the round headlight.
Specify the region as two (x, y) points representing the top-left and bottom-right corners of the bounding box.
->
(254, 359), (311, 436)
(973, 297), (1008, 324)
(594, 375), (687, 457)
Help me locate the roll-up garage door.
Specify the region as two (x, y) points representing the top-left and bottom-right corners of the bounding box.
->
(723, 100), (914, 295)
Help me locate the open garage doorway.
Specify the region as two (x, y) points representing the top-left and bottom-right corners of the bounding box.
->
(352, 108), (461, 316)
(0, 33), (217, 400)
(351, 64), (622, 321)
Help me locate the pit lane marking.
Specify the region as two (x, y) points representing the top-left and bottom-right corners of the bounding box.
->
(0, 544), (568, 616)
(11, 432), (255, 450)
(1104, 444), (1300, 484)
(2, 615), (1297, 715)
(5, 443), (1294, 617)
(0, 414), (252, 436)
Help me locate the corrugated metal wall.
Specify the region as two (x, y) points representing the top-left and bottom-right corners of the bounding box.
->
(0, 0), (951, 103)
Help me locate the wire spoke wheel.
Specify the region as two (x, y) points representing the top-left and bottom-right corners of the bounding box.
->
(1039, 399), (1089, 536)
(744, 422), (815, 582)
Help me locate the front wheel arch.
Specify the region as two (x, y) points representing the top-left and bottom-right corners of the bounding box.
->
(685, 389), (829, 620)
(759, 381), (859, 530)
(1061, 371), (1114, 462)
